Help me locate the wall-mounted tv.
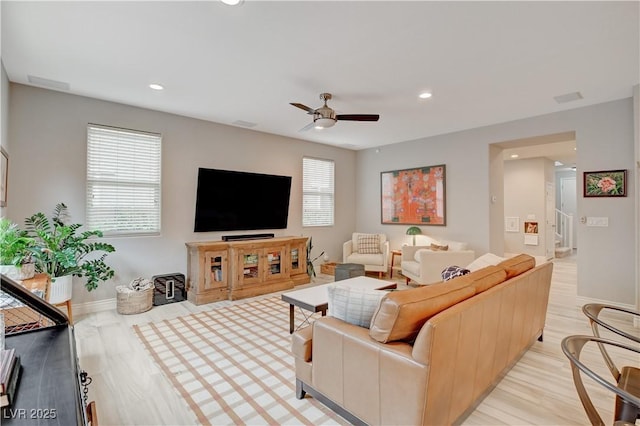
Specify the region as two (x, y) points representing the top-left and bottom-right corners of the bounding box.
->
(194, 168), (292, 232)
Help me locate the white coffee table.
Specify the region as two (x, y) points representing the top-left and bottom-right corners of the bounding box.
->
(281, 276), (397, 333)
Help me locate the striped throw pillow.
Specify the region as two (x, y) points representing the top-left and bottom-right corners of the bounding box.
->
(327, 284), (387, 328)
(357, 234), (381, 254)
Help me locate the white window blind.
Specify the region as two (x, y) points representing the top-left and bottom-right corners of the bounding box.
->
(303, 157), (334, 227)
(86, 124), (161, 236)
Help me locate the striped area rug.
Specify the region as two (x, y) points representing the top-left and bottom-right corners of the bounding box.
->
(132, 297), (346, 426)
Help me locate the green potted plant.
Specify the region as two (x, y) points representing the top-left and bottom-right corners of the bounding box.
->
(0, 218), (36, 280)
(306, 237), (324, 278)
(25, 203), (116, 297)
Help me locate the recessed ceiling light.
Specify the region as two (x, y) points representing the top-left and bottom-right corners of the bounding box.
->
(149, 83), (164, 91)
(418, 92), (432, 99)
(510, 154), (519, 158)
(220, 0), (243, 5)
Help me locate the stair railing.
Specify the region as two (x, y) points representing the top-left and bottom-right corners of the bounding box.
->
(555, 209), (574, 251)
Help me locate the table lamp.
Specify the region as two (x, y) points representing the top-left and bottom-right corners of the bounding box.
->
(406, 226), (422, 246)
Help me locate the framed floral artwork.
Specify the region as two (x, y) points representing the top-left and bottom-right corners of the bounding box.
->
(381, 164), (446, 225)
(583, 169), (627, 197)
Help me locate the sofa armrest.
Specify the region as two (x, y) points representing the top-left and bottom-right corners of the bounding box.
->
(401, 245), (430, 261)
(381, 240), (390, 268)
(343, 240), (353, 262)
(291, 325), (313, 362)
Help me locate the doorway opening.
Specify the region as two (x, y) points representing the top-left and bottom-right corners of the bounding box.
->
(489, 131), (577, 261)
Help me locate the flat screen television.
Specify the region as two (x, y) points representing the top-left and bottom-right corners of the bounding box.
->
(194, 168), (292, 232)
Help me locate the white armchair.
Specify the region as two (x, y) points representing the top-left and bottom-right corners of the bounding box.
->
(343, 232), (390, 278)
(401, 242), (475, 285)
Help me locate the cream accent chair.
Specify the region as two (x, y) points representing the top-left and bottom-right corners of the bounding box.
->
(342, 233), (390, 278)
(401, 239), (475, 285)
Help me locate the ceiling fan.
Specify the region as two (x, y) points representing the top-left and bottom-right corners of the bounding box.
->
(290, 93), (380, 131)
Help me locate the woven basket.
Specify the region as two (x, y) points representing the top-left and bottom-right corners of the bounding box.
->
(116, 286), (153, 315)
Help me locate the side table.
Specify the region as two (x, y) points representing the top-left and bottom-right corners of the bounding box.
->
(390, 249), (402, 278)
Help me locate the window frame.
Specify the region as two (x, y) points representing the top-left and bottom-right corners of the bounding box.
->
(86, 123), (162, 237)
(302, 156), (335, 227)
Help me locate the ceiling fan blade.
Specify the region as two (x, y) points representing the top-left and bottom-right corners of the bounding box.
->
(336, 114), (380, 122)
(298, 121), (316, 132)
(290, 103), (316, 114)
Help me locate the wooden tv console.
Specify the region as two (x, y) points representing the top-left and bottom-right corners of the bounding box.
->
(185, 236), (309, 305)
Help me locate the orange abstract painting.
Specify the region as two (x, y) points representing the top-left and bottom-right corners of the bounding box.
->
(381, 165), (446, 225)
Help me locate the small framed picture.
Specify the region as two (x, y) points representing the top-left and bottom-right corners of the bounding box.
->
(524, 221), (538, 234)
(505, 217), (519, 233)
(583, 169), (627, 197)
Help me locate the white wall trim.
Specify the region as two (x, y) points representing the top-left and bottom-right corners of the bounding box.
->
(73, 298), (116, 316)
(575, 295), (637, 312)
(576, 295), (640, 329)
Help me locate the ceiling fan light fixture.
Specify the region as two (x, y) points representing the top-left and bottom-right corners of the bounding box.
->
(314, 118), (336, 129)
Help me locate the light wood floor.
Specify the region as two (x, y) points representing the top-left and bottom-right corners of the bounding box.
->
(74, 255), (639, 425)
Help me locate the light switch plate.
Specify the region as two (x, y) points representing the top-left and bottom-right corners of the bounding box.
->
(586, 217), (608, 227)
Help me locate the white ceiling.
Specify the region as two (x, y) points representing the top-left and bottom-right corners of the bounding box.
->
(2, 1), (638, 151)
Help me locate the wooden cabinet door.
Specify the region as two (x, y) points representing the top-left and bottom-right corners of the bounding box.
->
(204, 250), (227, 292)
(289, 240), (307, 276)
(263, 245), (287, 282)
(237, 248), (262, 286)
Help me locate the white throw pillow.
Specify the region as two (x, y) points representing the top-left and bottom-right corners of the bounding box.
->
(466, 253), (505, 272)
(327, 284), (387, 328)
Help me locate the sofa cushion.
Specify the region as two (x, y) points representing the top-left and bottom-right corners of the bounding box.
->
(466, 252), (505, 271)
(327, 284), (387, 328)
(357, 234), (381, 254)
(441, 240), (469, 251)
(430, 243), (449, 251)
(498, 253), (536, 279)
(369, 280), (475, 343)
(441, 265), (470, 281)
(346, 252), (385, 266)
(464, 265), (507, 293)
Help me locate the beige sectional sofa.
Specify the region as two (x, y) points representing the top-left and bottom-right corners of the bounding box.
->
(291, 254), (553, 425)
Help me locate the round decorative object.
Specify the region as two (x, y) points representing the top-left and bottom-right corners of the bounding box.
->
(115, 278), (154, 315)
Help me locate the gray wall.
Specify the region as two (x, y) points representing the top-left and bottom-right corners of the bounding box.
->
(504, 158), (552, 258)
(7, 84), (357, 304)
(0, 62), (8, 218)
(6, 82), (638, 307)
(355, 98), (636, 305)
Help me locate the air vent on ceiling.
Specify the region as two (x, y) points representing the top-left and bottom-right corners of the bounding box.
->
(338, 143), (359, 150)
(553, 92), (583, 104)
(232, 120), (257, 128)
(27, 75), (70, 91)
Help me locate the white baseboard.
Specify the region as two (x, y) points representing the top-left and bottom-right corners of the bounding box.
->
(72, 298), (116, 316)
(575, 295), (637, 312)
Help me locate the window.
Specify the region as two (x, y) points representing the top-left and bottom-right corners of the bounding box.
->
(303, 157), (334, 227)
(86, 124), (161, 236)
